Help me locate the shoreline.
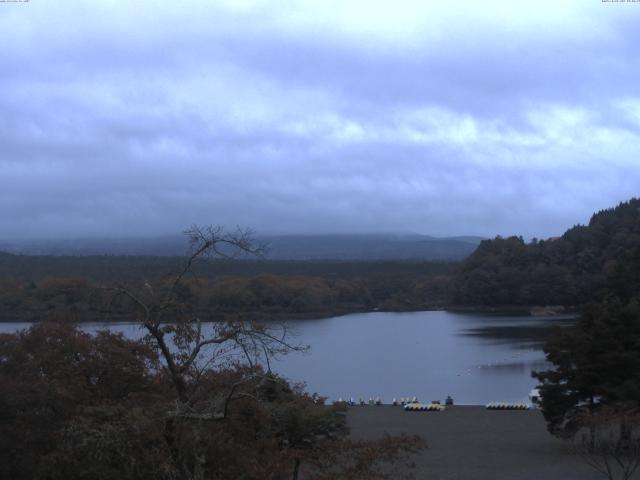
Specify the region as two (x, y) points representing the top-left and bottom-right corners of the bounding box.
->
(0, 304), (579, 324)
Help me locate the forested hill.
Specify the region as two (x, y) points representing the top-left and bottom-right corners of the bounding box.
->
(454, 198), (640, 306)
(3, 200), (638, 317)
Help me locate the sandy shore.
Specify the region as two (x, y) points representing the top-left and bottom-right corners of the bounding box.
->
(347, 406), (611, 480)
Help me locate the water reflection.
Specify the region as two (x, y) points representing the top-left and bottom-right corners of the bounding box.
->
(480, 360), (551, 373)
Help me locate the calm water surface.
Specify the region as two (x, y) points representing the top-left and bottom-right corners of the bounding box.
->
(0, 311), (573, 405)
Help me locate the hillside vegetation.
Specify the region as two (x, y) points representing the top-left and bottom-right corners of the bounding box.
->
(454, 198), (640, 307)
(1, 198), (639, 320)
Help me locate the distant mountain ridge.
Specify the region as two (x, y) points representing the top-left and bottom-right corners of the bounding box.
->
(263, 234), (483, 260)
(0, 233), (484, 261)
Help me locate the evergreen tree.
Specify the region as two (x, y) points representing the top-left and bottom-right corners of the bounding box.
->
(533, 299), (640, 437)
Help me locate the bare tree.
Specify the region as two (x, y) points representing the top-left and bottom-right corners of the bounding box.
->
(108, 225), (307, 480)
(111, 225), (305, 401)
(572, 406), (640, 480)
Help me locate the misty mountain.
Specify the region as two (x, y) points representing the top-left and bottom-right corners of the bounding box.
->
(0, 234), (484, 261)
(262, 234), (483, 260)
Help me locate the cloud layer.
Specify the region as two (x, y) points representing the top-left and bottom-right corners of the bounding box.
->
(2, 0), (640, 239)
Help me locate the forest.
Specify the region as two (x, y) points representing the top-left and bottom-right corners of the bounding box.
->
(1, 198), (640, 321)
(454, 198), (640, 307)
(0, 256), (454, 321)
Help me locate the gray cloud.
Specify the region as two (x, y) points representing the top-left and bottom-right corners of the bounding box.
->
(1, 0), (640, 240)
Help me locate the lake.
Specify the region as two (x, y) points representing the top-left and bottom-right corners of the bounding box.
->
(0, 311), (573, 405)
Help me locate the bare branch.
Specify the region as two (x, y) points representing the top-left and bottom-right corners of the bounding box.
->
(179, 334), (232, 373)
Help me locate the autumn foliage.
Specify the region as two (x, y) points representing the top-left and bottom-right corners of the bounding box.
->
(0, 323), (423, 480)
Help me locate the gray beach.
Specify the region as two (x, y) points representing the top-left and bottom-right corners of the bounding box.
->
(348, 406), (611, 480)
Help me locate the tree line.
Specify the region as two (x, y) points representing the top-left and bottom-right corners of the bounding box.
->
(454, 198), (640, 307)
(0, 257), (455, 321)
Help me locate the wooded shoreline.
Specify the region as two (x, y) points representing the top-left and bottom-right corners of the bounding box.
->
(0, 303), (579, 323)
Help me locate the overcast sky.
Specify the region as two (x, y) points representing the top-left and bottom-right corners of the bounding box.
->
(2, 0), (640, 240)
